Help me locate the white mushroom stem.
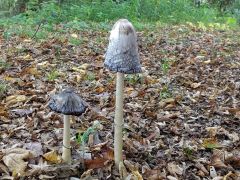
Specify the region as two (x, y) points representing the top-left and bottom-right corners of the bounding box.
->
(62, 115), (71, 164)
(114, 72), (124, 167)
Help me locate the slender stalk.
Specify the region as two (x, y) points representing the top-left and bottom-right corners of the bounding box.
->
(114, 72), (124, 167)
(62, 115), (71, 164)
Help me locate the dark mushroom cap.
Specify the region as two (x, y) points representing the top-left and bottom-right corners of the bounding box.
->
(48, 89), (87, 116)
(104, 19), (141, 74)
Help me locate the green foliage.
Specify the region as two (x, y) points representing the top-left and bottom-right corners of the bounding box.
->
(85, 72), (96, 81)
(76, 120), (102, 145)
(0, 0), (238, 40)
(47, 70), (59, 81)
(208, 0), (235, 12)
(183, 147), (194, 159)
(69, 37), (83, 46)
(76, 127), (95, 145)
(0, 59), (11, 70)
(161, 58), (171, 74)
(125, 74), (143, 85)
(160, 85), (172, 99)
(0, 81), (8, 99)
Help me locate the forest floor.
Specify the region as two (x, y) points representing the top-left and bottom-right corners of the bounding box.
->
(0, 24), (240, 179)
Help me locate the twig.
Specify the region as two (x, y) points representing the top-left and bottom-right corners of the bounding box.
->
(31, 21), (43, 39)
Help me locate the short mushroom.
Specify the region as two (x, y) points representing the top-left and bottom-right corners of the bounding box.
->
(48, 89), (87, 164)
(104, 19), (141, 167)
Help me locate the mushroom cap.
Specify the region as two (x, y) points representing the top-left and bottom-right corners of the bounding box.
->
(104, 19), (141, 74)
(48, 89), (87, 116)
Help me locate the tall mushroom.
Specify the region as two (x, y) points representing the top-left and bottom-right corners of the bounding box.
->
(48, 89), (87, 164)
(104, 19), (141, 167)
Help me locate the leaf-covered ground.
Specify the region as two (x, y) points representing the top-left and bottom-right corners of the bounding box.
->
(0, 24), (240, 179)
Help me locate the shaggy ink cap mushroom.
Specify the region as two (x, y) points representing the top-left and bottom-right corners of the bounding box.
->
(48, 89), (87, 116)
(104, 19), (141, 74)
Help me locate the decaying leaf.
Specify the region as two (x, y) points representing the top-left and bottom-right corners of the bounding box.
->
(167, 162), (183, 176)
(2, 148), (35, 176)
(211, 150), (228, 168)
(202, 138), (221, 149)
(43, 150), (61, 164)
(5, 95), (27, 107)
(0, 105), (8, 117)
(206, 127), (219, 138)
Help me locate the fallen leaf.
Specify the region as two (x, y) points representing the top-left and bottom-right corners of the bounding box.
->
(202, 138), (221, 149)
(20, 66), (40, 76)
(167, 162), (183, 176)
(84, 158), (109, 169)
(43, 150), (61, 164)
(24, 142), (43, 157)
(211, 151), (228, 168)
(0, 105), (8, 117)
(71, 33), (78, 38)
(191, 82), (201, 89)
(79, 63), (90, 70)
(225, 155), (240, 169)
(132, 170), (143, 180)
(5, 95), (27, 107)
(206, 127), (219, 138)
(2, 148), (34, 176)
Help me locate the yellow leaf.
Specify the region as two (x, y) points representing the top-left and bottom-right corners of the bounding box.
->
(21, 67), (40, 76)
(4, 76), (14, 81)
(132, 170), (143, 180)
(95, 87), (105, 93)
(71, 33), (78, 38)
(125, 87), (134, 95)
(72, 67), (87, 75)
(79, 63), (90, 70)
(43, 150), (61, 164)
(5, 95), (27, 106)
(76, 75), (82, 83)
(23, 54), (32, 61)
(203, 59), (211, 64)
(0, 105), (8, 117)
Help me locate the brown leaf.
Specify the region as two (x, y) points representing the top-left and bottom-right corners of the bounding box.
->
(211, 150), (228, 169)
(167, 162), (183, 176)
(225, 155), (240, 169)
(0, 105), (8, 117)
(2, 148), (35, 176)
(84, 158), (109, 169)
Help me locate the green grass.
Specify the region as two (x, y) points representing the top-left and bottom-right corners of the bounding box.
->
(85, 72), (96, 81)
(161, 58), (172, 74)
(160, 85), (172, 100)
(69, 37), (83, 46)
(183, 147), (195, 160)
(0, 59), (10, 70)
(47, 70), (60, 81)
(0, 0), (238, 40)
(0, 81), (8, 99)
(125, 74), (143, 85)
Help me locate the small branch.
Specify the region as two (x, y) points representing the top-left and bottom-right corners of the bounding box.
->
(31, 20), (43, 39)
